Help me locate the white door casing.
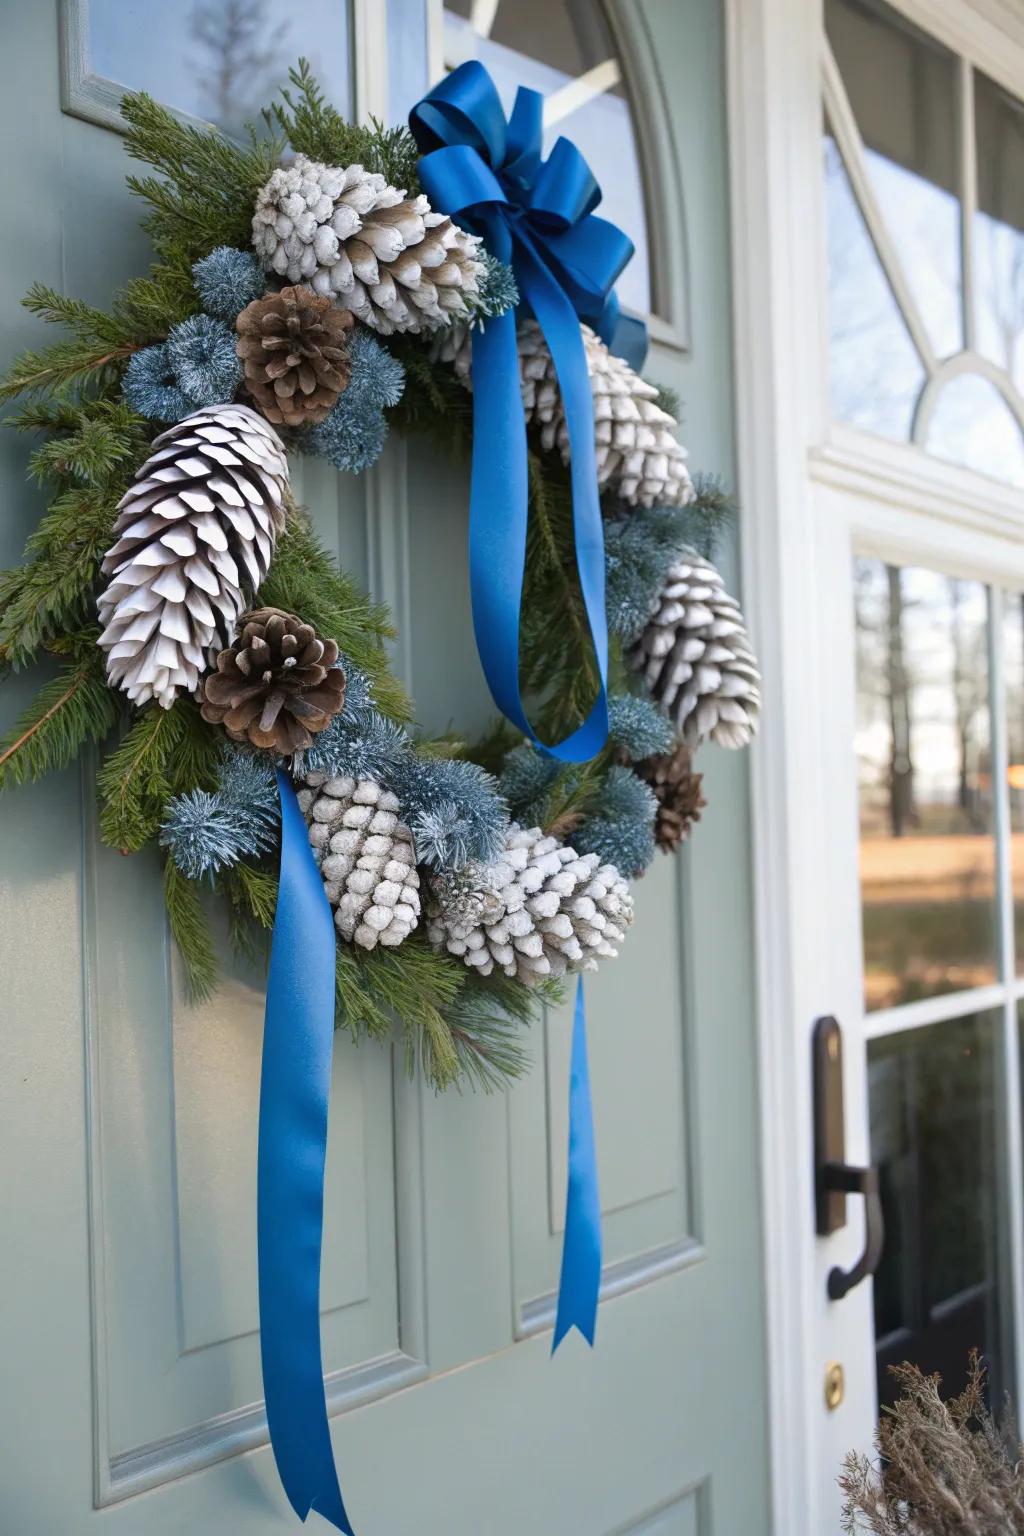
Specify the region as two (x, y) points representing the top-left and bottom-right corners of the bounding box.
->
(728, 0), (1024, 1531)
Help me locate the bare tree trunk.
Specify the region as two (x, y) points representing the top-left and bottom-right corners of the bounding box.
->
(887, 565), (914, 838)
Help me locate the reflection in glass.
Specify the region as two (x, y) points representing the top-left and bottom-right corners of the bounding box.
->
(869, 1013), (1006, 1409)
(825, 0), (962, 358)
(926, 374), (1024, 487)
(825, 139), (926, 440)
(443, 2), (651, 314)
(855, 559), (996, 1010)
(975, 71), (1024, 393)
(88, 0), (352, 139)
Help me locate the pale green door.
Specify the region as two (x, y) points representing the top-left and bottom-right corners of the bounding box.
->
(0, 2), (770, 1532)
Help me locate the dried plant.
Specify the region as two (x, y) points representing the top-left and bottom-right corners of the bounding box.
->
(839, 1354), (1024, 1534)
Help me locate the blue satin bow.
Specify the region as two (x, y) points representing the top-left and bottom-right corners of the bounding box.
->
(410, 61), (644, 763)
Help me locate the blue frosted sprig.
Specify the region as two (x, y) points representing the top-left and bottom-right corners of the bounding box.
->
(192, 246), (267, 321)
(301, 706), (409, 782)
(388, 752), (509, 870)
(607, 694), (675, 761)
(122, 343), (193, 422)
(166, 314), (243, 408)
(347, 329), (406, 410)
(498, 742), (563, 824)
(469, 252), (519, 320)
(160, 746), (280, 879)
(571, 765), (657, 878)
(304, 391), (388, 473)
(603, 506), (688, 642)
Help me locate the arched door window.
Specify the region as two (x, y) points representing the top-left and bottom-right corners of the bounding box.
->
(823, 0), (1024, 488)
(439, 0), (685, 344)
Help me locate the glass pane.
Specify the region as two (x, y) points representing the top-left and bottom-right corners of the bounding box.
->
(855, 559), (996, 1010)
(826, 0), (962, 358)
(88, 0), (352, 138)
(926, 373), (1024, 487)
(387, 0), (430, 122)
(1005, 595), (1024, 973)
(869, 1012), (1008, 1409)
(975, 71), (1024, 393)
(825, 137), (926, 439)
(443, 2), (652, 314)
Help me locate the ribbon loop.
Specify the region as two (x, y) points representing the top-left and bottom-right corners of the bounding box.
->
(411, 61), (646, 763)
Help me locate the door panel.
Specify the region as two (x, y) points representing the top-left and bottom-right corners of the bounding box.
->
(0, 2), (769, 1532)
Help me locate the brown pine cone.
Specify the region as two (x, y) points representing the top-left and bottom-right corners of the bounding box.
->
(236, 285), (354, 427)
(635, 744), (706, 853)
(200, 606), (347, 754)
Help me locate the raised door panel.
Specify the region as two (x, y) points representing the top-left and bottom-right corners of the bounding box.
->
(510, 852), (697, 1334)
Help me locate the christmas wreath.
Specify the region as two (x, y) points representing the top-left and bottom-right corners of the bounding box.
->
(0, 64), (758, 1092)
(0, 60), (762, 1530)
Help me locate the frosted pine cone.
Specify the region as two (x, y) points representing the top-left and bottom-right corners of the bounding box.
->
(252, 155), (482, 334)
(425, 825), (633, 986)
(435, 319), (692, 507)
(628, 548), (761, 748)
(97, 404), (288, 709)
(298, 772), (420, 950)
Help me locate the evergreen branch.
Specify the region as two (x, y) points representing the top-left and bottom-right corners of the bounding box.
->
(266, 61), (421, 190)
(163, 855), (218, 1000)
(0, 645), (117, 789)
(259, 507), (412, 723)
(97, 700), (220, 852)
(120, 91), (283, 264)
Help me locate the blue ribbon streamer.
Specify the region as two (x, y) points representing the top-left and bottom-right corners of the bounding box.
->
(552, 979), (603, 1351)
(258, 771), (354, 1535)
(410, 61), (645, 764)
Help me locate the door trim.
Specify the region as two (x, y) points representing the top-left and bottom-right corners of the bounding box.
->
(727, 0), (1024, 1530)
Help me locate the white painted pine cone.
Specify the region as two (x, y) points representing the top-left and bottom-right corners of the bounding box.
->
(434, 319), (693, 507)
(426, 824), (633, 985)
(252, 155), (482, 334)
(97, 404), (289, 709)
(628, 548), (761, 748)
(298, 772), (420, 950)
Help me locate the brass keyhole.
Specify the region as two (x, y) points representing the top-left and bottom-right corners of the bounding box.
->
(824, 1360), (845, 1411)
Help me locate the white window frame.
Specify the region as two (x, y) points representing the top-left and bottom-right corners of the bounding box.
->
(727, 0), (1024, 1530)
(58, 0), (390, 134)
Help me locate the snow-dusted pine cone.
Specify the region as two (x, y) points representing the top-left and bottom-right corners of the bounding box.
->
(425, 825), (633, 985)
(97, 404), (289, 709)
(435, 319), (693, 507)
(628, 548), (761, 748)
(252, 155), (482, 334)
(298, 772), (420, 950)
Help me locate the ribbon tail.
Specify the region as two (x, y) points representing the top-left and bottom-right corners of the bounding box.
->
(552, 978), (603, 1351)
(258, 771), (355, 1535)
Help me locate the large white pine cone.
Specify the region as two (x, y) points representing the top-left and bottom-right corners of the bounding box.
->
(299, 772), (420, 950)
(435, 319), (693, 507)
(425, 825), (633, 985)
(97, 404), (288, 709)
(252, 155), (482, 334)
(629, 548), (761, 748)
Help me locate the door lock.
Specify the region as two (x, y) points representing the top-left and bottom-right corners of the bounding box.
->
(812, 1016), (885, 1302)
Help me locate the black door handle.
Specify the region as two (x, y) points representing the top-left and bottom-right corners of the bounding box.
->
(813, 1017), (885, 1302)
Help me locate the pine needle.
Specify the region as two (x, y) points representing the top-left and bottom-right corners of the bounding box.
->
(0, 645), (117, 789)
(163, 855), (218, 1000)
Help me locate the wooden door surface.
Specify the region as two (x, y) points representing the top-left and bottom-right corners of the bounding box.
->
(0, 3), (770, 1532)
